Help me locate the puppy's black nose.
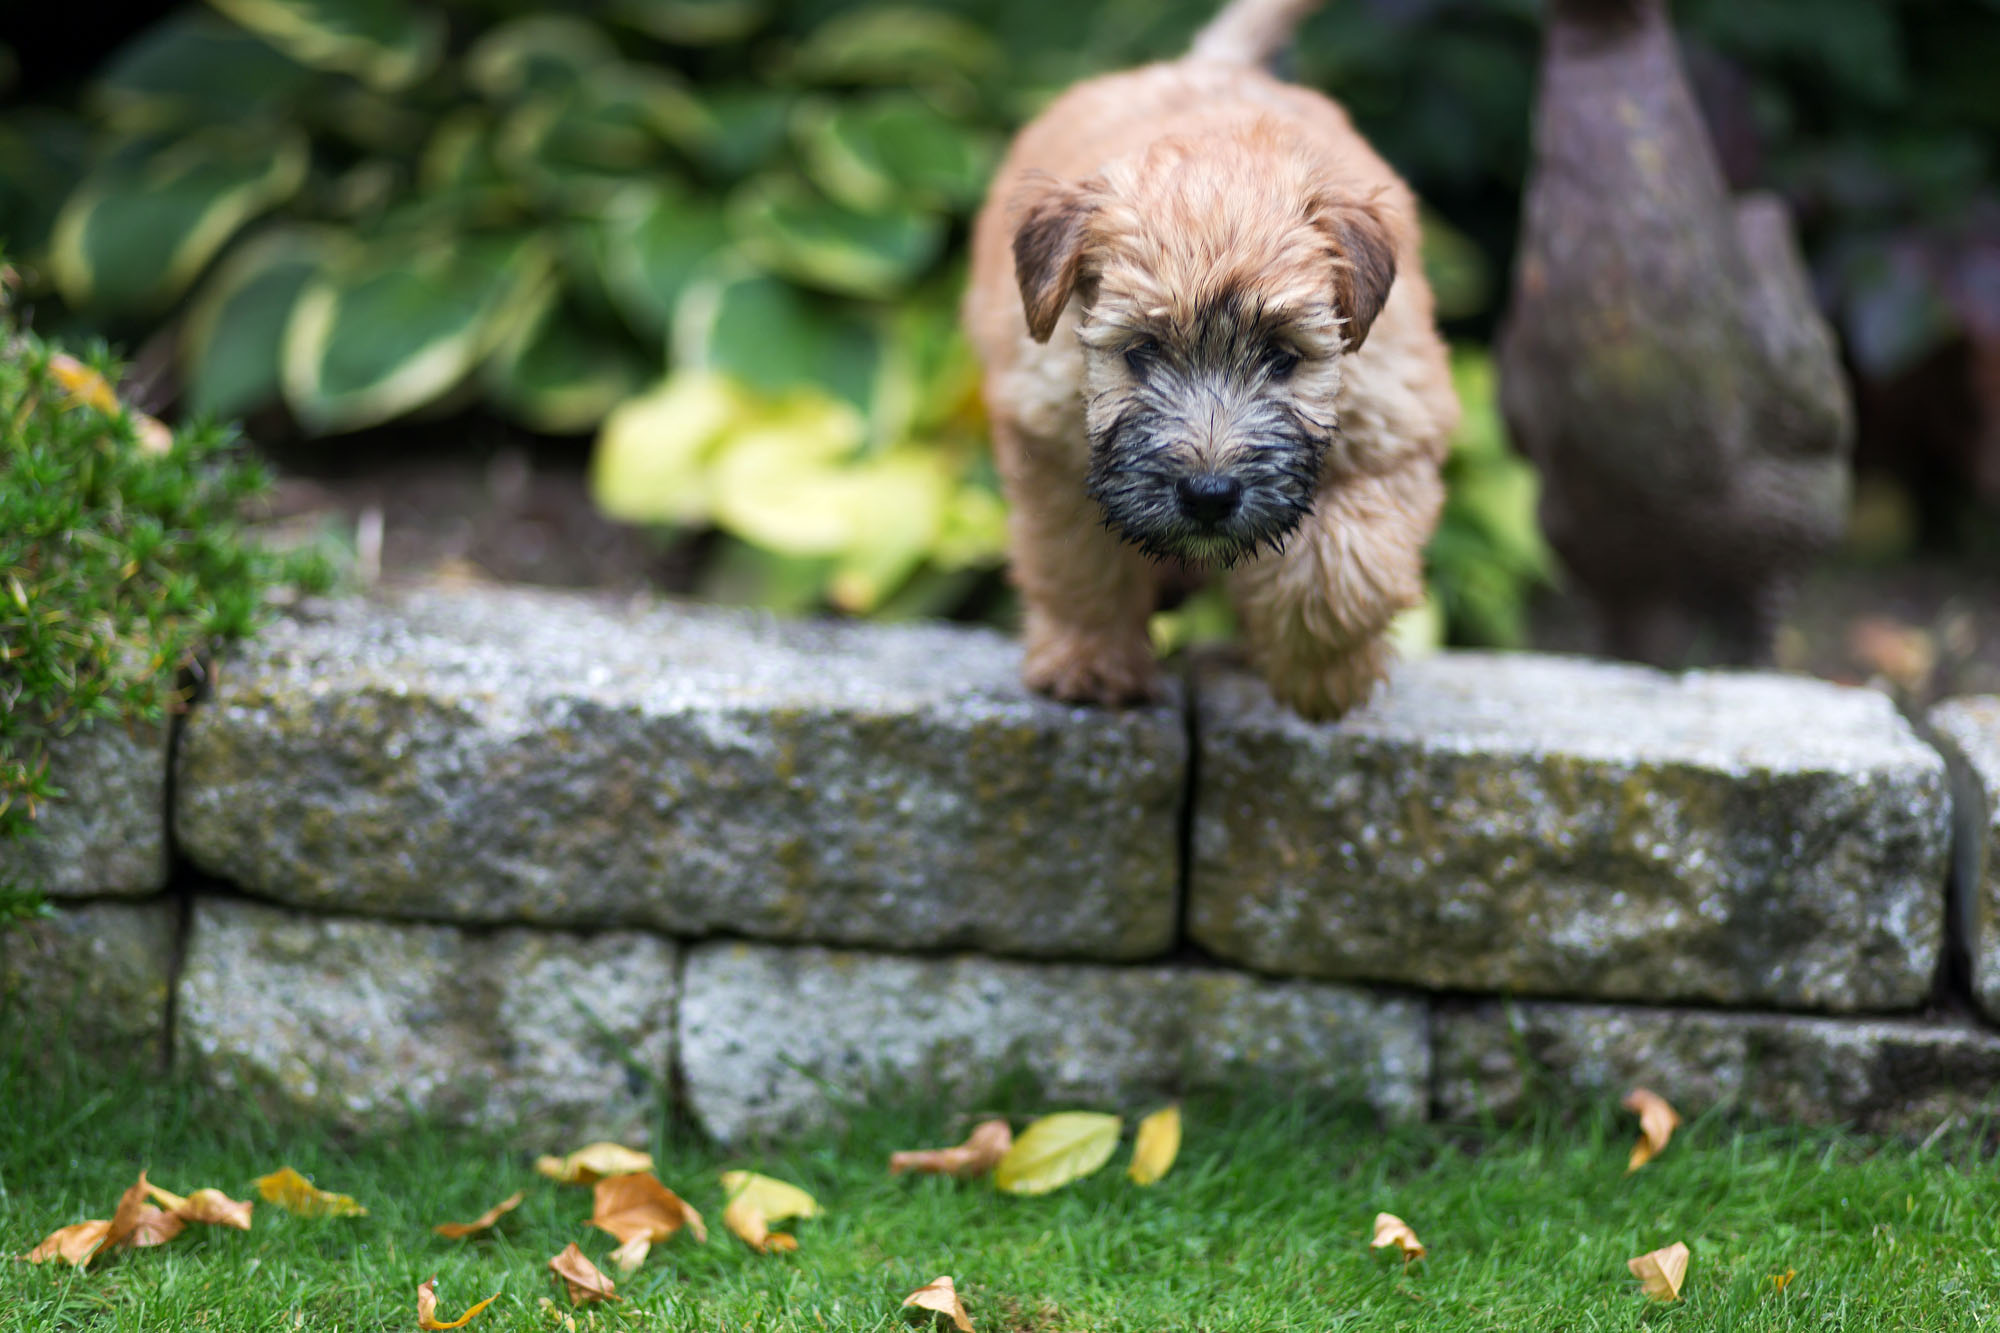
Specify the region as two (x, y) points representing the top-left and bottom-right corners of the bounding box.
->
(1176, 473), (1242, 523)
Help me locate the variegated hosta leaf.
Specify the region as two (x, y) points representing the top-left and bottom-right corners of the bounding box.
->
(610, 0), (769, 46)
(788, 7), (999, 88)
(794, 93), (993, 213)
(594, 183), (729, 340)
(484, 299), (651, 436)
(729, 174), (945, 301)
(464, 14), (618, 101)
(50, 130), (308, 312)
(675, 267), (880, 410)
(683, 85), (793, 181)
(281, 233), (552, 433)
(92, 13), (318, 133)
(0, 112), (92, 259)
(181, 226), (336, 419)
(206, 0), (444, 92)
(494, 69), (704, 210)
(591, 368), (754, 526)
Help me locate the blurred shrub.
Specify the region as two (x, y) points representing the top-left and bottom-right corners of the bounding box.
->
(0, 277), (334, 895)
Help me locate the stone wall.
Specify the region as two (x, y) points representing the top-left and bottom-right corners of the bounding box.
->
(8, 584), (1999, 1145)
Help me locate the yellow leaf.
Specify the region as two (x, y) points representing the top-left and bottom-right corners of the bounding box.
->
(534, 1142), (654, 1186)
(148, 1183), (254, 1230)
(590, 1173), (707, 1248)
(902, 1274), (976, 1332)
(22, 1220), (111, 1266)
(548, 1242), (620, 1304)
(1628, 1241), (1690, 1302)
(1371, 1212), (1426, 1265)
(254, 1166), (368, 1217)
(1622, 1087), (1682, 1173)
(434, 1190), (525, 1238)
(48, 352), (119, 414)
(418, 1276), (500, 1329)
(1770, 1268), (1796, 1293)
(721, 1171), (819, 1254)
(993, 1113), (1122, 1196)
(889, 1120), (1013, 1179)
(1128, 1105), (1182, 1186)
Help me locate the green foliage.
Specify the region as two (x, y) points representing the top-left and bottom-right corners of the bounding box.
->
(0, 297), (335, 865)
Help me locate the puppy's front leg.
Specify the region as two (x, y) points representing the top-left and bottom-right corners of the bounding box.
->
(994, 421), (1163, 707)
(1227, 463), (1442, 720)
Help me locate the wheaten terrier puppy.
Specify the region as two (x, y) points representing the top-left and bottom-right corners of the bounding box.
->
(964, 0), (1459, 719)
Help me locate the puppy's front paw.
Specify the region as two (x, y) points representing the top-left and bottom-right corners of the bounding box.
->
(1022, 628), (1163, 708)
(1263, 639), (1390, 722)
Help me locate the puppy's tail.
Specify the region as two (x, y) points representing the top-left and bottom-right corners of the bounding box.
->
(1188, 0), (1324, 65)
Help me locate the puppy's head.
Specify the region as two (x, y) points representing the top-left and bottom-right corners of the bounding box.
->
(1011, 135), (1396, 566)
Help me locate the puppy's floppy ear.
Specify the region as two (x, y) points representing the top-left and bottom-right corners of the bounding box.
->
(1313, 196), (1397, 351)
(1011, 173), (1096, 343)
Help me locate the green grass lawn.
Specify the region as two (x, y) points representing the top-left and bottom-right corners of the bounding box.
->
(4, 1040), (1998, 1331)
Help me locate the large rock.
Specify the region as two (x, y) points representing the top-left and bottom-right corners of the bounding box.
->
(176, 898), (677, 1141)
(1189, 653), (1949, 1011)
(177, 588), (1183, 960)
(678, 941), (1427, 1141)
(0, 721), (169, 897)
(1930, 697), (2000, 1019)
(1435, 998), (2000, 1135)
(0, 899), (178, 1061)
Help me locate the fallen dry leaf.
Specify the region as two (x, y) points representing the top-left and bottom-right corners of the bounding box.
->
(721, 1171), (819, 1254)
(1622, 1087), (1683, 1173)
(535, 1143), (654, 1186)
(549, 1242), (620, 1304)
(103, 1172), (155, 1250)
(146, 1183), (254, 1230)
(1371, 1213), (1426, 1265)
(1628, 1241), (1690, 1302)
(417, 1276), (500, 1329)
(22, 1220), (112, 1267)
(903, 1275), (976, 1332)
(608, 1235), (652, 1275)
(124, 1205), (186, 1249)
(591, 1173), (707, 1257)
(1770, 1268), (1796, 1293)
(1128, 1105), (1182, 1186)
(435, 1191), (525, 1239)
(889, 1120), (1013, 1179)
(255, 1166), (367, 1218)
(993, 1113), (1123, 1196)
(132, 413), (173, 455)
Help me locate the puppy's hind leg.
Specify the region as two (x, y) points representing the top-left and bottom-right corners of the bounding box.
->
(1227, 464), (1442, 720)
(994, 421), (1164, 707)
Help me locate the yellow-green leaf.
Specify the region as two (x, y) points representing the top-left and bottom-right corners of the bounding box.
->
(254, 1166), (367, 1217)
(993, 1112), (1122, 1196)
(1128, 1105), (1181, 1186)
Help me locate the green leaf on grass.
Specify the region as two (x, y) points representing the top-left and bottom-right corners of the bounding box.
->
(50, 130), (309, 312)
(994, 1113), (1123, 1196)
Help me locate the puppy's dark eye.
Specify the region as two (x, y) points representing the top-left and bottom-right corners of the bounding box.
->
(1124, 336), (1161, 372)
(1266, 347), (1301, 379)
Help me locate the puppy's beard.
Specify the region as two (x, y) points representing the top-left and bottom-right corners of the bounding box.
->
(1085, 415), (1323, 568)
